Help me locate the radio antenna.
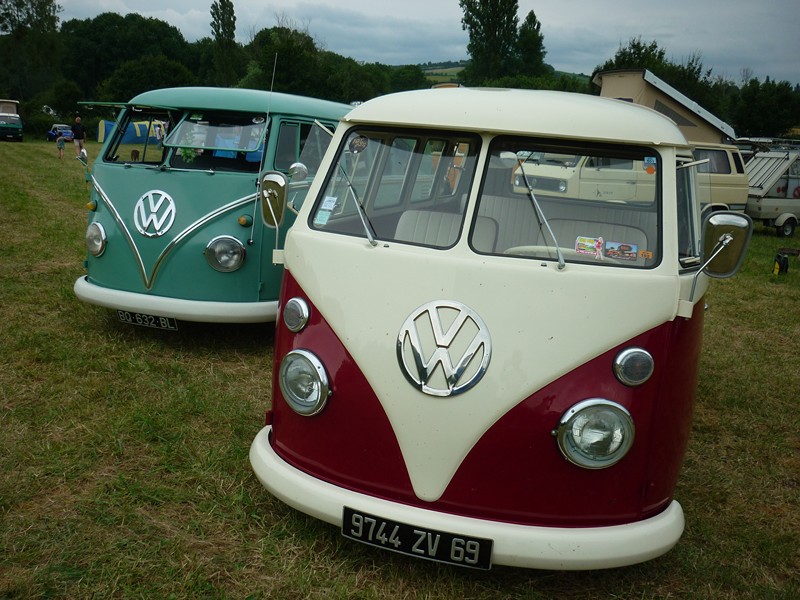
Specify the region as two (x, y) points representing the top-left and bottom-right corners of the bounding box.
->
(250, 53), (279, 246)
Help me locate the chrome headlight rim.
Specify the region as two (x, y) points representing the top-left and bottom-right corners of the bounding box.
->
(86, 222), (107, 257)
(204, 235), (246, 272)
(279, 349), (330, 417)
(283, 297), (310, 332)
(555, 398), (635, 470)
(613, 347), (654, 387)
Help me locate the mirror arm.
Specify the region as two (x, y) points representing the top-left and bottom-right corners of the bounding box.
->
(689, 233), (733, 303)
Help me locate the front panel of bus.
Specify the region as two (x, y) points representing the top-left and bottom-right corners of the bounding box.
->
(266, 125), (706, 529)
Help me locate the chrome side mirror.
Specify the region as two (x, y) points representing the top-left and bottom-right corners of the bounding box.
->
(702, 211), (753, 278)
(260, 171), (288, 227)
(689, 211), (753, 304)
(288, 162), (309, 182)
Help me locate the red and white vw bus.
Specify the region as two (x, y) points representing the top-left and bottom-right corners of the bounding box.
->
(250, 88), (752, 570)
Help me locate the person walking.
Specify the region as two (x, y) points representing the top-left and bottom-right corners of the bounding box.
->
(56, 133), (66, 158)
(71, 116), (87, 158)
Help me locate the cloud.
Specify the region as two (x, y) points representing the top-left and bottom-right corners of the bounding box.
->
(58, 0), (800, 84)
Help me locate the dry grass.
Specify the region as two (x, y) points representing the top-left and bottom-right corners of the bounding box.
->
(0, 140), (798, 599)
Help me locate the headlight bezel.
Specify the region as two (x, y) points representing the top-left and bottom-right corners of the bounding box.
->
(204, 235), (246, 272)
(554, 398), (635, 469)
(86, 222), (107, 257)
(279, 349), (330, 416)
(283, 297), (310, 332)
(613, 347), (655, 387)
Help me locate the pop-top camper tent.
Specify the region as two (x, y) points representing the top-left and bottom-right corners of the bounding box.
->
(592, 69), (735, 145)
(592, 69), (748, 211)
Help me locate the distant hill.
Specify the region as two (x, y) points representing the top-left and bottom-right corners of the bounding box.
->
(421, 61), (467, 85)
(421, 61), (591, 87)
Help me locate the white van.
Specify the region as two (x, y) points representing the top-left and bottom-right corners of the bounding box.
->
(250, 88), (752, 570)
(694, 143), (749, 212)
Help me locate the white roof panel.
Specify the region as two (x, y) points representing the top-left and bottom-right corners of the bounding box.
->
(344, 88), (690, 148)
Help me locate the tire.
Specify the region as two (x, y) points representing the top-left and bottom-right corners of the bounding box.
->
(777, 219), (796, 238)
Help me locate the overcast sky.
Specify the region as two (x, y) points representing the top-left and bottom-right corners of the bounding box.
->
(60, 0), (800, 86)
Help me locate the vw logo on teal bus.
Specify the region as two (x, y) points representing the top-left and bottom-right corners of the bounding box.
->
(133, 190), (176, 237)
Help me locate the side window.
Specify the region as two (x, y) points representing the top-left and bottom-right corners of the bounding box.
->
(677, 162), (701, 265)
(275, 122), (300, 170)
(104, 111), (170, 164)
(311, 129), (479, 246)
(694, 149), (731, 174)
(732, 151), (745, 174)
(374, 137), (417, 209)
(586, 157), (634, 170)
(297, 121), (337, 177)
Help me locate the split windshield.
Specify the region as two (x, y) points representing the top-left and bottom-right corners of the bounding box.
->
(311, 128), (664, 267)
(102, 108), (337, 176)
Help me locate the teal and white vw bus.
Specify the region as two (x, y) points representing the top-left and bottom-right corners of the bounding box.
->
(74, 87), (350, 329)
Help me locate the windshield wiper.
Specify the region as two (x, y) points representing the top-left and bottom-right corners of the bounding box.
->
(515, 156), (566, 270)
(337, 163), (378, 246)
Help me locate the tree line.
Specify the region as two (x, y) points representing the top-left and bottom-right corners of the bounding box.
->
(458, 0), (799, 138)
(1, 0), (797, 138)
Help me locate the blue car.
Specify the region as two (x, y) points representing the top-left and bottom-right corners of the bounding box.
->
(46, 123), (73, 142)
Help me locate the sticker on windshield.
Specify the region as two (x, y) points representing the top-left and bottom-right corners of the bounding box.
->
(321, 196), (338, 211)
(644, 156), (657, 175)
(314, 211), (331, 226)
(604, 241), (639, 261)
(575, 236), (605, 260)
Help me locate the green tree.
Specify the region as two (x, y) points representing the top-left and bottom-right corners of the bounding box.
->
(0, 0), (61, 33)
(313, 51), (375, 103)
(515, 10), (547, 77)
(733, 78), (799, 137)
(247, 26), (318, 95)
(595, 37), (667, 75)
(95, 54), (197, 101)
(0, 0), (63, 100)
(389, 65), (429, 93)
(60, 13), (190, 97)
(185, 37), (216, 85)
(210, 0), (242, 86)
(459, 0), (519, 85)
(595, 37), (723, 115)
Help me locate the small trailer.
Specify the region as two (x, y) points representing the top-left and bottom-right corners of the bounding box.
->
(745, 151), (800, 237)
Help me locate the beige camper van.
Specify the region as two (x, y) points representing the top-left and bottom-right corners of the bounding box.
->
(593, 69), (748, 212)
(693, 143), (748, 211)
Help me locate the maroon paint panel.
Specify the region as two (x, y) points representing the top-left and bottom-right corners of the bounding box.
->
(270, 271), (704, 527)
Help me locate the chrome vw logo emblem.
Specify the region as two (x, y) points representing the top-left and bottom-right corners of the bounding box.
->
(133, 190), (176, 237)
(397, 301), (491, 397)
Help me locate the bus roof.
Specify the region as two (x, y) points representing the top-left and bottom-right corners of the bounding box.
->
(344, 87), (690, 148)
(128, 87), (351, 121)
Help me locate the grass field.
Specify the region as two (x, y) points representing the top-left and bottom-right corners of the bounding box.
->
(1, 140), (798, 599)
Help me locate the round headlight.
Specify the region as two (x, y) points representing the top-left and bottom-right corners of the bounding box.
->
(554, 399), (634, 469)
(557, 179), (567, 193)
(204, 236), (245, 272)
(283, 297), (310, 332)
(279, 349), (330, 416)
(86, 222), (107, 257)
(613, 347), (654, 386)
